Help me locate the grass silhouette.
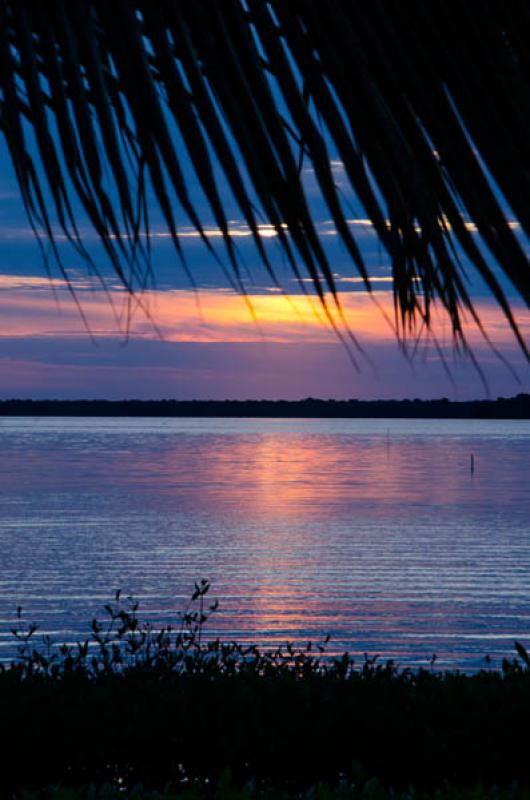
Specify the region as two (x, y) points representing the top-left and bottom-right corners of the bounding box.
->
(4, 582), (530, 797)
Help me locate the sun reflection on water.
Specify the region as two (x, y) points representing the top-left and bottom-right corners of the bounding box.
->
(0, 417), (529, 670)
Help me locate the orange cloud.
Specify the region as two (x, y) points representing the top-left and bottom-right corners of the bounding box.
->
(0, 276), (527, 353)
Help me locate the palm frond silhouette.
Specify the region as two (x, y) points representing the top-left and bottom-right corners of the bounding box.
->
(1, 1), (529, 354)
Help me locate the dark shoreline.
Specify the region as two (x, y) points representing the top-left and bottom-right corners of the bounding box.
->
(0, 394), (529, 419)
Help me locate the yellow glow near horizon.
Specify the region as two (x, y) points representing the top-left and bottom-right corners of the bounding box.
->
(0, 276), (527, 351)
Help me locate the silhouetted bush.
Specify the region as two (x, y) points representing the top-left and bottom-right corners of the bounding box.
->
(17, 781), (530, 800)
(3, 582), (530, 797)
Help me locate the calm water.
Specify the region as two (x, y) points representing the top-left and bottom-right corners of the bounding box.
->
(1, 416), (529, 670)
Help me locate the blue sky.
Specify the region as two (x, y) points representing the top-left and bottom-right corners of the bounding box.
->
(0, 124), (528, 401)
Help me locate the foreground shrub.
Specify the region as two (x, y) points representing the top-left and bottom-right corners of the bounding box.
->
(16, 780), (530, 800)
(3, 582), (530, 796)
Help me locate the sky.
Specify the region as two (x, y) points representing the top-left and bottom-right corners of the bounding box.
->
(0, 131), (529, 401)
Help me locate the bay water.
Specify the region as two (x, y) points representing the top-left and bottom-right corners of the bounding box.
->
(1, 416), (529, 670)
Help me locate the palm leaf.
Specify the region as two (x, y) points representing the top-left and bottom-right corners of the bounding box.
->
(0, 0), (528, 354)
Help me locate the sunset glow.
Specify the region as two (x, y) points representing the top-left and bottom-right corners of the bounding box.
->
(0, 278), (527, 350)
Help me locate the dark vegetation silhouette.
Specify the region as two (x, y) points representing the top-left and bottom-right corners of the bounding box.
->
(16, 787), (530, 800)
(3, 583), (530, 796)
(1, 2), (530, 360)
(0, 394), (529, 418)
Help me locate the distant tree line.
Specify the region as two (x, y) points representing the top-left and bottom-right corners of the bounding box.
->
(0, 394), (528, 418)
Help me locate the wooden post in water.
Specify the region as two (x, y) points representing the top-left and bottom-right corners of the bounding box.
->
(470, 453), (475, 474)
